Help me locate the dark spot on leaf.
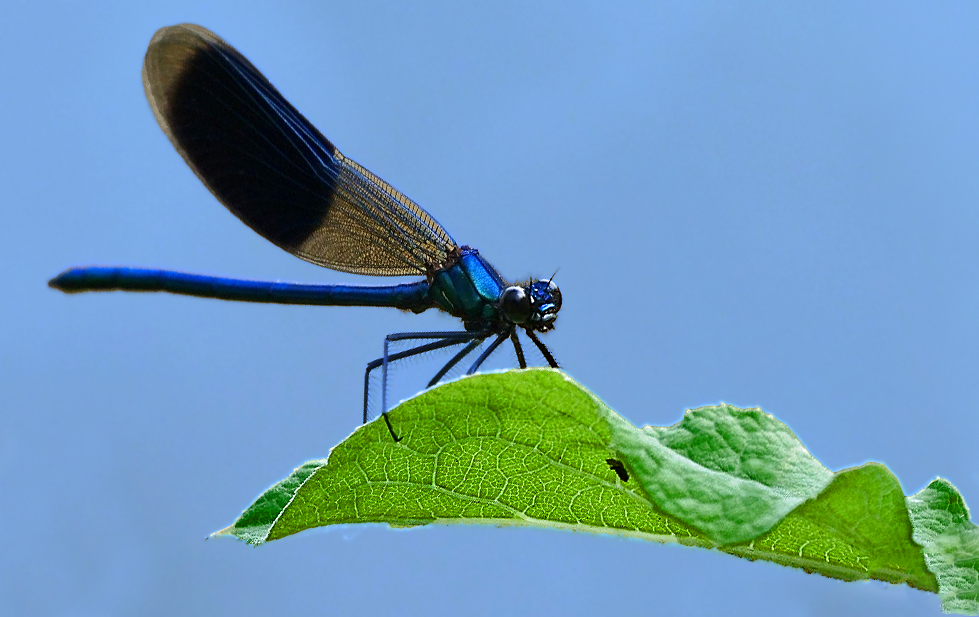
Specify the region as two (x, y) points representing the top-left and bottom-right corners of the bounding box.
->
(606, 458), (629, 482)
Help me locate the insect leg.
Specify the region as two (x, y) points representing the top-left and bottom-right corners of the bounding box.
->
(509, 329), (527, 369)
(465, 331), (510, 375)
(525, 329), (559, 368)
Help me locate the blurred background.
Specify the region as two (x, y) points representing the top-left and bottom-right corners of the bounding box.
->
(3, 1), (977, 615)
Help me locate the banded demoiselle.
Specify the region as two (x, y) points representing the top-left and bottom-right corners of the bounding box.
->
(48, 24), (562, 441)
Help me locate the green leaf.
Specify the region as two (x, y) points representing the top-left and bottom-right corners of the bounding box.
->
(217, 369), (977, 615)
(608, 401), (834, 544)
(726, 463), (936, 591)
(908, 479), (979, 614)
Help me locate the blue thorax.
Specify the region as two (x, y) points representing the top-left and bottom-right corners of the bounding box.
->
(428, 247), (507, 328)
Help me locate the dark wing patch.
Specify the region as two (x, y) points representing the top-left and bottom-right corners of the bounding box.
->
(142, 24), (455, 276)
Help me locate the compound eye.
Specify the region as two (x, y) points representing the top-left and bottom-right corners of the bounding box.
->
(500, 286), (532, 324)
(544, 281), (562, 312)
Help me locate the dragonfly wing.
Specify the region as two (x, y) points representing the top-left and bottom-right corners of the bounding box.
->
(142, 23), (456, 276)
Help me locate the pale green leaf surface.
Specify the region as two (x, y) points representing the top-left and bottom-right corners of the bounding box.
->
(218, 369), (975, 614)
(609, 403), (833, 544)
(908, 479), (979, 614)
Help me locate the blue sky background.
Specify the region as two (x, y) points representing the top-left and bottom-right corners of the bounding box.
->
(3, 2), (977, 615)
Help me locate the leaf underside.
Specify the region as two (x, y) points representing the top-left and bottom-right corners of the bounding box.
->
(218, 369), (977, 615)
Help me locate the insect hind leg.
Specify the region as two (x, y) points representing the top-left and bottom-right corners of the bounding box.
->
(362, 330), (485, 441)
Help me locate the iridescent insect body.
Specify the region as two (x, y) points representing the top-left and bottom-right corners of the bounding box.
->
(49, 24), (562, 440)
